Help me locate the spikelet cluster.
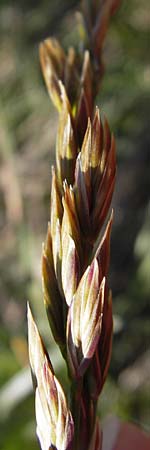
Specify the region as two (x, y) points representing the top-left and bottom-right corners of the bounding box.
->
(28, 2), (119, 450)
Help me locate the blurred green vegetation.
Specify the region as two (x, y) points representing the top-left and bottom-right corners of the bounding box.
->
(0, 0), (150, 448)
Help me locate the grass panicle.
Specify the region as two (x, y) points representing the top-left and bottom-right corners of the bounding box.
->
(28, 1), (120, 449)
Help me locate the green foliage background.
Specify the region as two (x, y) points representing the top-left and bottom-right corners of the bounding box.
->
(0, 1), (149, 448)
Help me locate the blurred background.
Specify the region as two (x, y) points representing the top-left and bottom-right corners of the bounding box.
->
(0, 0), (150, 448)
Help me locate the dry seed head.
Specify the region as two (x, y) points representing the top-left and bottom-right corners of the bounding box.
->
(29, 2), (121, 447)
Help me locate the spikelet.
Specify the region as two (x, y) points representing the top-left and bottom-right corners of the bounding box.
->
(28, 305), (74, 450)
(28, 1), (120, 450)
